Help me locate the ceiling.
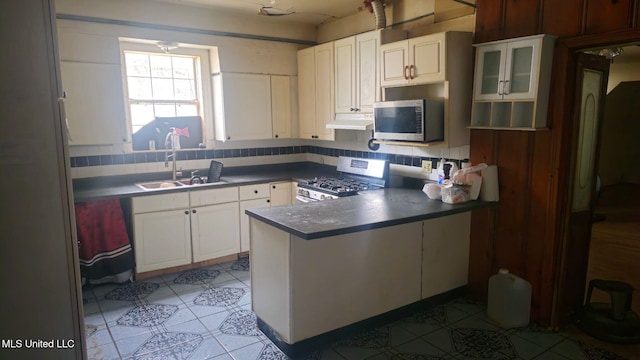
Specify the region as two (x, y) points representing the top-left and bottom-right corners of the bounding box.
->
(151, 0), (369, 25)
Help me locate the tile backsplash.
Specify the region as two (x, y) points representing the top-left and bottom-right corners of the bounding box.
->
(70, 145), (468, 179)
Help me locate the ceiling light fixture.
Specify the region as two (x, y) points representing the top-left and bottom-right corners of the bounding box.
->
(157, 41), (179, 53)
(258, 6), (294, 16)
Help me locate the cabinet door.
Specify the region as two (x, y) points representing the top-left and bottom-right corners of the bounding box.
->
(297, 47), (316, 139)
(408, 33), (446, 84)
(191, 202), (240, 262)
(133, 209), (191, 273)
(422, 212), (471, 299)
(239, 198), (271, 252)
(380, 41), (409, 87)
(219, 73), (272, 141)
(60, 62), (126, 145)
(271, 75), (292, 139)
(314, 42), (335, 141)
(334, 36), (356, 114)
(502, 38), (540, 100)
(474, 43), (506, 101)
(356, 31), (380, 113)
(270, 182), (292, 206)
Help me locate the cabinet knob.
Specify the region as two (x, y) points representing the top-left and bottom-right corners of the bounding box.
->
(184, 210), (189, 215)
(267, 199), (270, 203)
(275, 134), (279, 138)
(227, 136), (231, 140)
(272, 185), (276, 189)
(192, 209), (196, 214)
(254, 190), (258, 194)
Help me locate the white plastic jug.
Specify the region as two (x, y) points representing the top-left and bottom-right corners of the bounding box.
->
(487, 268), (532, 329)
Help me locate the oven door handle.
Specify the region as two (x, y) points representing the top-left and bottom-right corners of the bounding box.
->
(295, 195), (318, 203)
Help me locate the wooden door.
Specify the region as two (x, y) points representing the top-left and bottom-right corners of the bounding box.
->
(554, 53), (610, 326)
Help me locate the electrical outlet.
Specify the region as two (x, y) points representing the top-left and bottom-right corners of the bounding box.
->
(421, 160), (432, 173)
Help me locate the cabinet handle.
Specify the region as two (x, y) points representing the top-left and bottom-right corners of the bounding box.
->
(503, 80), (510, 95)
(498, 80), (505, 96)
(192, 209), (196, 214)
(184, 210), (189, 215)
(409, 65), (415, 79)
(403, 65), (409, 80)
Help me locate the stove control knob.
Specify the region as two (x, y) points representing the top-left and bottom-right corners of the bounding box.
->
(320, 195), (326, 200)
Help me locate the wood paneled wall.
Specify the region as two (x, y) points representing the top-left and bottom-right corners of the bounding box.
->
(470, 0), (640, 326)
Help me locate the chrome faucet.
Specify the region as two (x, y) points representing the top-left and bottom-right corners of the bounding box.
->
(164, 128), (179, 180)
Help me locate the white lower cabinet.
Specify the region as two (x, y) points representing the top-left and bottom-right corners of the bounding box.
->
(269, 181), (293, 206)
(191, 201), (240, 263)
(132, 187), (240, 273)
(239, 183), (271, 252)
(421, 212), (471, 299)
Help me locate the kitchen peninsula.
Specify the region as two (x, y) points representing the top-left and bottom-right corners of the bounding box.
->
(246, 189), (492, 356)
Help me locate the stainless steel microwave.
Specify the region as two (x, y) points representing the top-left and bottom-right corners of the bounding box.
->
(373, 99), (444, 142)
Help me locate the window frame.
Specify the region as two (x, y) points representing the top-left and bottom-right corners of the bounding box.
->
(119, 40), (214, 151)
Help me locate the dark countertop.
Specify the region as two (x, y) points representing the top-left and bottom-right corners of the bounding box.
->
(246, 188), (494, 240)
(72, 162), (339, 203)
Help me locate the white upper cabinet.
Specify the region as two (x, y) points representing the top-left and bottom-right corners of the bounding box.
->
(334, 30), (406, 115)
(60, 62), (127, 145)
(58, 30), (127, 146)
(298, 42), (335, 140)
(474, 36), (544, 101)
(214, 73), (272, 141)
(334, 36), (356, 114)
(271, 75), (294, 139)
(470, 34), (556, 129)
(381, 32), (448, 87)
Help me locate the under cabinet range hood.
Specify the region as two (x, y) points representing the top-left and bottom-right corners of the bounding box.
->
(326, 113), (374, 130)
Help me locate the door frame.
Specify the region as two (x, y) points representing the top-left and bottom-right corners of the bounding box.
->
(548, 29), (640, 328)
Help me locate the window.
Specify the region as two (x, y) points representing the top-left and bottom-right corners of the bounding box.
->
(120, 40), (215, 150)
(124, 51), (200, 133)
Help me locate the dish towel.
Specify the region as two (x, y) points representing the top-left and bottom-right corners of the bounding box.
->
(75, 199), (134, 284)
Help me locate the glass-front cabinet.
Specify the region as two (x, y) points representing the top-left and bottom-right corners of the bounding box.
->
(471, 34), (555, 130)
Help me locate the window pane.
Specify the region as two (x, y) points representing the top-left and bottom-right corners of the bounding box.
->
(174, 79), (195, 100)
(172, 57), (195, 79)
(130, 103), (155, 133)
(176, 104), (198, 117)
(128, 77), (152, 99)
(152, 78), (174, 99)
(125, 53), (150, 77)
(154, 104), (176, 118)
(150, 55), (173, 78)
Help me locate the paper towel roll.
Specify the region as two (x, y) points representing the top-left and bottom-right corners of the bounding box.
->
(480, 165), (499, 202)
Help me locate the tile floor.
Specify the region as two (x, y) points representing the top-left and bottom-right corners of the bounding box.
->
(83, 258), (631, 360)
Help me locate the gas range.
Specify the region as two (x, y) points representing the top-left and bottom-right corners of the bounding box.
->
(296, 156), (389, 202)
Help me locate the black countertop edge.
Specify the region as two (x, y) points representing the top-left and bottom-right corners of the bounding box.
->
(246, 199), (495, 240)
(72, 161), (339, 203)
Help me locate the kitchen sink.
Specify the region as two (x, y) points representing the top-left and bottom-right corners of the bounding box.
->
(135, 181), (186, 191)
(178, 178), (227, 186)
